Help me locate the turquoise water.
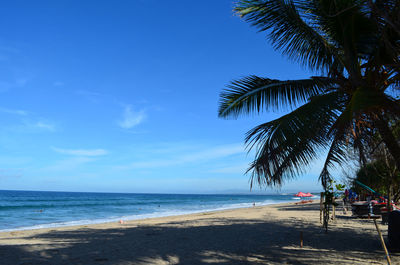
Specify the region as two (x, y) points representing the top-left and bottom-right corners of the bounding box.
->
(0, 190), (298, 231)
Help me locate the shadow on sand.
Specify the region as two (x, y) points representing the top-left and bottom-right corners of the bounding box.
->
(1, 205), (398, 265)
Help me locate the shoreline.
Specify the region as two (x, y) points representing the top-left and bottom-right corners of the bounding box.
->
(0, 200), (296, 234)
(2, 201), (397, 264)
(0, 199), (298, 233)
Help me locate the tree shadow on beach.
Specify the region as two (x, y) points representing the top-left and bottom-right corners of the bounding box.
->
(277, 203), (321, 211)
(1, 210), (399, 265)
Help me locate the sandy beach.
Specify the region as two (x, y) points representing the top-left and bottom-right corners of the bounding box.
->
(0, 201), (399, 265)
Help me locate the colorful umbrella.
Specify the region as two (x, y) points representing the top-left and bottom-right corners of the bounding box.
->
(294, 192), (313, 197)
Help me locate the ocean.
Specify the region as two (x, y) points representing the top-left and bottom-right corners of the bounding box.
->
(0, 190), (299, 232)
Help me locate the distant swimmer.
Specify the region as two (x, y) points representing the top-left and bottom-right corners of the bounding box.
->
(253, 202), (255, 207)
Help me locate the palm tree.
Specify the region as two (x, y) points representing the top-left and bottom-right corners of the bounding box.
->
(218, 0), (400, 190)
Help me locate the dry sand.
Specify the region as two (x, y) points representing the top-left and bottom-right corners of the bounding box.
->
(0, 201), (399, 265)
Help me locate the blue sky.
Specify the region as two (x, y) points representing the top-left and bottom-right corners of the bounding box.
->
(0, 0), (330, 193)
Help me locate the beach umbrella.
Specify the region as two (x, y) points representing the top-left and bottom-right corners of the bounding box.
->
(294, 192), (313, 197)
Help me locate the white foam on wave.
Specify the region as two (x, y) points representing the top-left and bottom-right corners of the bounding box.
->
(0, 199), (294, 232)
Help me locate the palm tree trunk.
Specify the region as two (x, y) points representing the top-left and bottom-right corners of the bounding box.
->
(375, 115), (400, 171)
(383, 148), (395, 211)
(387, 182), (393, 211)
(376, 116), (400, 211)
(394, 189), (400, 202)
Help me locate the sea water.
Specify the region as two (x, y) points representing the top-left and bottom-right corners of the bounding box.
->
(0, 190), (298, 232)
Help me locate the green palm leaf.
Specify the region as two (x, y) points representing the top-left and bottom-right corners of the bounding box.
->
(219, 0), (400, 192)
(319, 126), (349, 189)
(245, 92), (345, 187)
(218, 76), (334, 118)
(235, 0), (340, 71)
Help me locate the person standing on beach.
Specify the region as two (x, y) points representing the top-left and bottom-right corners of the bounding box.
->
(344, 189), (349, 203)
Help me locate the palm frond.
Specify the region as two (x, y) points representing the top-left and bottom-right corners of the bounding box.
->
(310, 0), (377, 78)
(220, 0), (400, 191)
(319, 130), (349, 189)
(235, 0), (340, 72)
(320, 96), (376, 188)
(245, 91), (345, 188)
(368, 1), (400, 69)
(345, 86), (400, 118)
(219, 76), (334, 118)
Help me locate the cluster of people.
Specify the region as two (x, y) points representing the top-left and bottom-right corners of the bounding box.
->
(343, 189), (358, 204)
(344, 189), (388, 204)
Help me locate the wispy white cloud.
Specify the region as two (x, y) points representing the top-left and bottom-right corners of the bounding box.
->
(117, 143), (245, 169)
(0, 107), (57, 133)
(34, 121), (56, 132)
(52, 147), (108, 156)
(0, 169), (22, 179)
(0, 79), (27, 92)
(0, 107), (28, 116)
(8, 120), (57, 133)
(75, 89), (106, 103)
(209, 163), (249, 174)
(118, 105), (146, 129)
(75, 90), (102, 97)
(15, 78), (27, 86)
(43, 157), (96, 171)
(53, 81), (64, 87)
